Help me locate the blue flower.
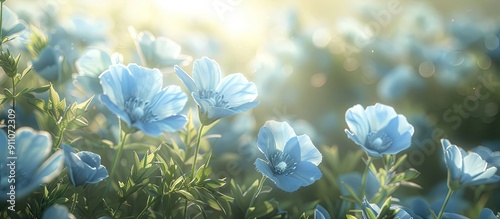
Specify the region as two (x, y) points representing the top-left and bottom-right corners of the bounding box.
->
(255, 121), (322, 192)
(345, 103), (414, 158)
(402, 197), (469, 219)
(441, 139), (500, 189)
(470, 146), (500, 169)
(0, 127), (64, 200)
(42, 205), (75, 219)
(99, 63), (188, 136)
(377, 65), (424, 101)
(175, 57), (259, 125)
(74, 48), (123, 99)
(32, 46), (62, 82)
(362, 198), (412, 219)
(1, 6), (27, 39)
(314, 205), (330, 219)
(479, 208), (500, 219)
(63, 145), (108, 187)
(132, 30), (190, 69)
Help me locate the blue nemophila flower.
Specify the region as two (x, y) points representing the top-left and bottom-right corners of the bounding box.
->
(0, 127), (64, 200)
(99, 63), (188, 136)
(42, 204), (75, 219)
(63, 145), (108, 187)
(74, 48), (122, 99)
(314, 205), (330, 219)
(362, 198), (412, 219)
(175, 57), (259, 125)
(132, 30), (190, 69)
(255, 121), (322, 192)
(441, 139), (500, 189)
(2, 6), (27, 39)
(32, 46), (62, 82)
(345, 103), (414, 158)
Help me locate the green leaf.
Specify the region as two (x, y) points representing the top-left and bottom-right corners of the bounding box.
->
(346, 215), (358, 219)
(3, 88), (13, 97)
(390, 154), (407, 172)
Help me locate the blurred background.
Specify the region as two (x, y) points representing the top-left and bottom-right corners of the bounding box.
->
(3, 0), (500, 216)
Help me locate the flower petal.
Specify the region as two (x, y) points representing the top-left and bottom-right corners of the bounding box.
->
(99, 94), (131, 125)
(128, 64), (163, 101)
(262, 121), (296, 152)
(16, 128), (52, 176)
(364, 103), (398, 131)
(287, 161), (322, 187)
(192, 57), (221, 91)
(257, 126), (277, 160)
(345, 104), (370, 145)
(174, 65), (198, 93)
(99, 64), (136, 107)
(216, 73), (258, 107)
(147, 85), (187, 119)
(25, 150), (64, 198)
(134, 115), (187, 136)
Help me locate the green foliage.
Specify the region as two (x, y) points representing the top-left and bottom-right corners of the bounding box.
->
(26, 26), (49, 58)
(0, 50), (20, 77)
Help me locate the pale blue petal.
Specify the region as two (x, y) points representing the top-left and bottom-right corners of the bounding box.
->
(446, 145), (463, 181)
(345, 129), (363, 146)
(148, 86), (187, 119)
(63, 145), (93, 186)
(462, 153), (488, 180)
(469, 167), (497, 182)
(76, 151), (101, 168)
(128, 64), (163, 101)
(383, 131), (412, 155)
(287, 161), (322, 187)
(99, 94), (131, 125)
(296, 135), (322, 165)
(99, 64), (135, 107)
(255, 158), (301, 192)
(216, 73), (258, 107)
(87, 166), (108, 184)
(76, 48), (112, 77)
(174, 65), (198, 93)
(479, 208), (498, 219)
(257, 126), (277, 160)
(16, 128), (51, 176)
(441, 139), (453, 149)
(229, 101), (260, 113)
(192, 57), (221, 91)
(23, 150), (64, 198)
(283, 136), (302, 163)
(345, 104), (370, 145)
(134, 115), (187, 136)
(263, 121), (296, 151)
(365, 103), (398, 132)
(42, 205), (74, 219)
(314, 205), (331, 219)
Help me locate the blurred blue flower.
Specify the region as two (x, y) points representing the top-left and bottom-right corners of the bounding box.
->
(345, 103), (414, 158)
(441, 139), (500, 189)
(99, 63), (188, 136)
(255, 120), (322, 192)
(470, 146), (500, 169)
(32, 46), (62, 82)
(63, 144), (108, 187)
(361, 197), (412, 219)
(402, 197), (469, 219)
(175, 57), (259, 125)
(42, 204), (75, 219)
(1, 6), (27, 39)
(0, 127), (64, 199)
(132, 30), (190, 69)
(74, 48), (122, 99)
(479, 208), (500, 219)
(61, 16), (108, 43)
(314, 204), (330, 219)
(377, 65), (424, 101)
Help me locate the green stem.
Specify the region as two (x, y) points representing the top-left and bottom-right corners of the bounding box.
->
(109, 131), (129, 187)
(190, 125), (205, 179)
(11, 76), (15, 110)
(245, 175), (266, 218)
(183, 199), (188, 219)
(0, 2), (4, 46)
(437, 188), (454, 219)
(360, 156), (373, 200)
(54, 126), (66, 149)
(136, 196), (159, 219)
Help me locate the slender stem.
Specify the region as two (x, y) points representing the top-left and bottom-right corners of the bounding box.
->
(0, 2), (4, 45)
(190, 125), (205, 179)
(54, 126), (66, 149)
(437, 188), (454, 219)
(136, 196), (159, 219)
(245, 175), (266, 218)
(109, 131), (129, 186)
(183, 199), (188, 219)
(70, 192), (78, 213)
(360, 156), (373, 200)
